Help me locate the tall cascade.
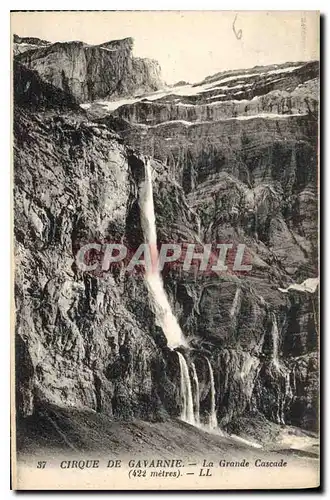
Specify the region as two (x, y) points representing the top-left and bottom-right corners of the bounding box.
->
(280, 372), (293, 424)
(191, 362), (200, 425)
(271, 314), (294, 424)
(206, 358), (218, 429)
(271, 313), (280, 370)
(177, 352), (195, 425)
(138, 159), (186, 349)
(230, 287), (241, 318)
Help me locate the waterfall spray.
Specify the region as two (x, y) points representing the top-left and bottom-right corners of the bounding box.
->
(206, 358), (218, 429)
(191, 362), (200, 425)
(177, 352), (195, 425)
(139, 159), (186, 349)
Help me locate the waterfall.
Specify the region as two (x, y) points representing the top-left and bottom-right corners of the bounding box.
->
(292, 367), (296, 392)
(177, 352), (195, 425)
(206, 358), (218, 429)
(139, 159), (186, 349)
(270, 314), (294, 424)
(191, 362), (200, 425)
(281, 372), (293, 424)
(230, 287), (241, 318)
(271, 313), (280, 370)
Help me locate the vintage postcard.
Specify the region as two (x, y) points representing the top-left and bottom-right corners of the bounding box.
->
(11, 10), (320, 490)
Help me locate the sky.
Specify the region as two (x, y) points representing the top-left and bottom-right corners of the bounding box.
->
(11, 11), (319, 84)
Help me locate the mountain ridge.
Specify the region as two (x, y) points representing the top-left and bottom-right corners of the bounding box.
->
(14, 34), (164, 102)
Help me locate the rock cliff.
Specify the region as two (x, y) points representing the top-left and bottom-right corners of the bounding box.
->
(14, 53), (319, 449)
(14, 107), (180, 423)
(98, 60), (319, 432)
(14, 35), (163, 102)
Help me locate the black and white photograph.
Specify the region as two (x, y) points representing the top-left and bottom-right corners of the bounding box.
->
(11, 10), (320, 490)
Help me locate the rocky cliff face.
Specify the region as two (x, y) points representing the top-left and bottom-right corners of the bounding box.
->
(14, 35), (163, 102)
(14, 55), (319, 443)
(14, 101), (187, 422)
(14, 61), (79, 109)
(98, 60), (319, 431)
